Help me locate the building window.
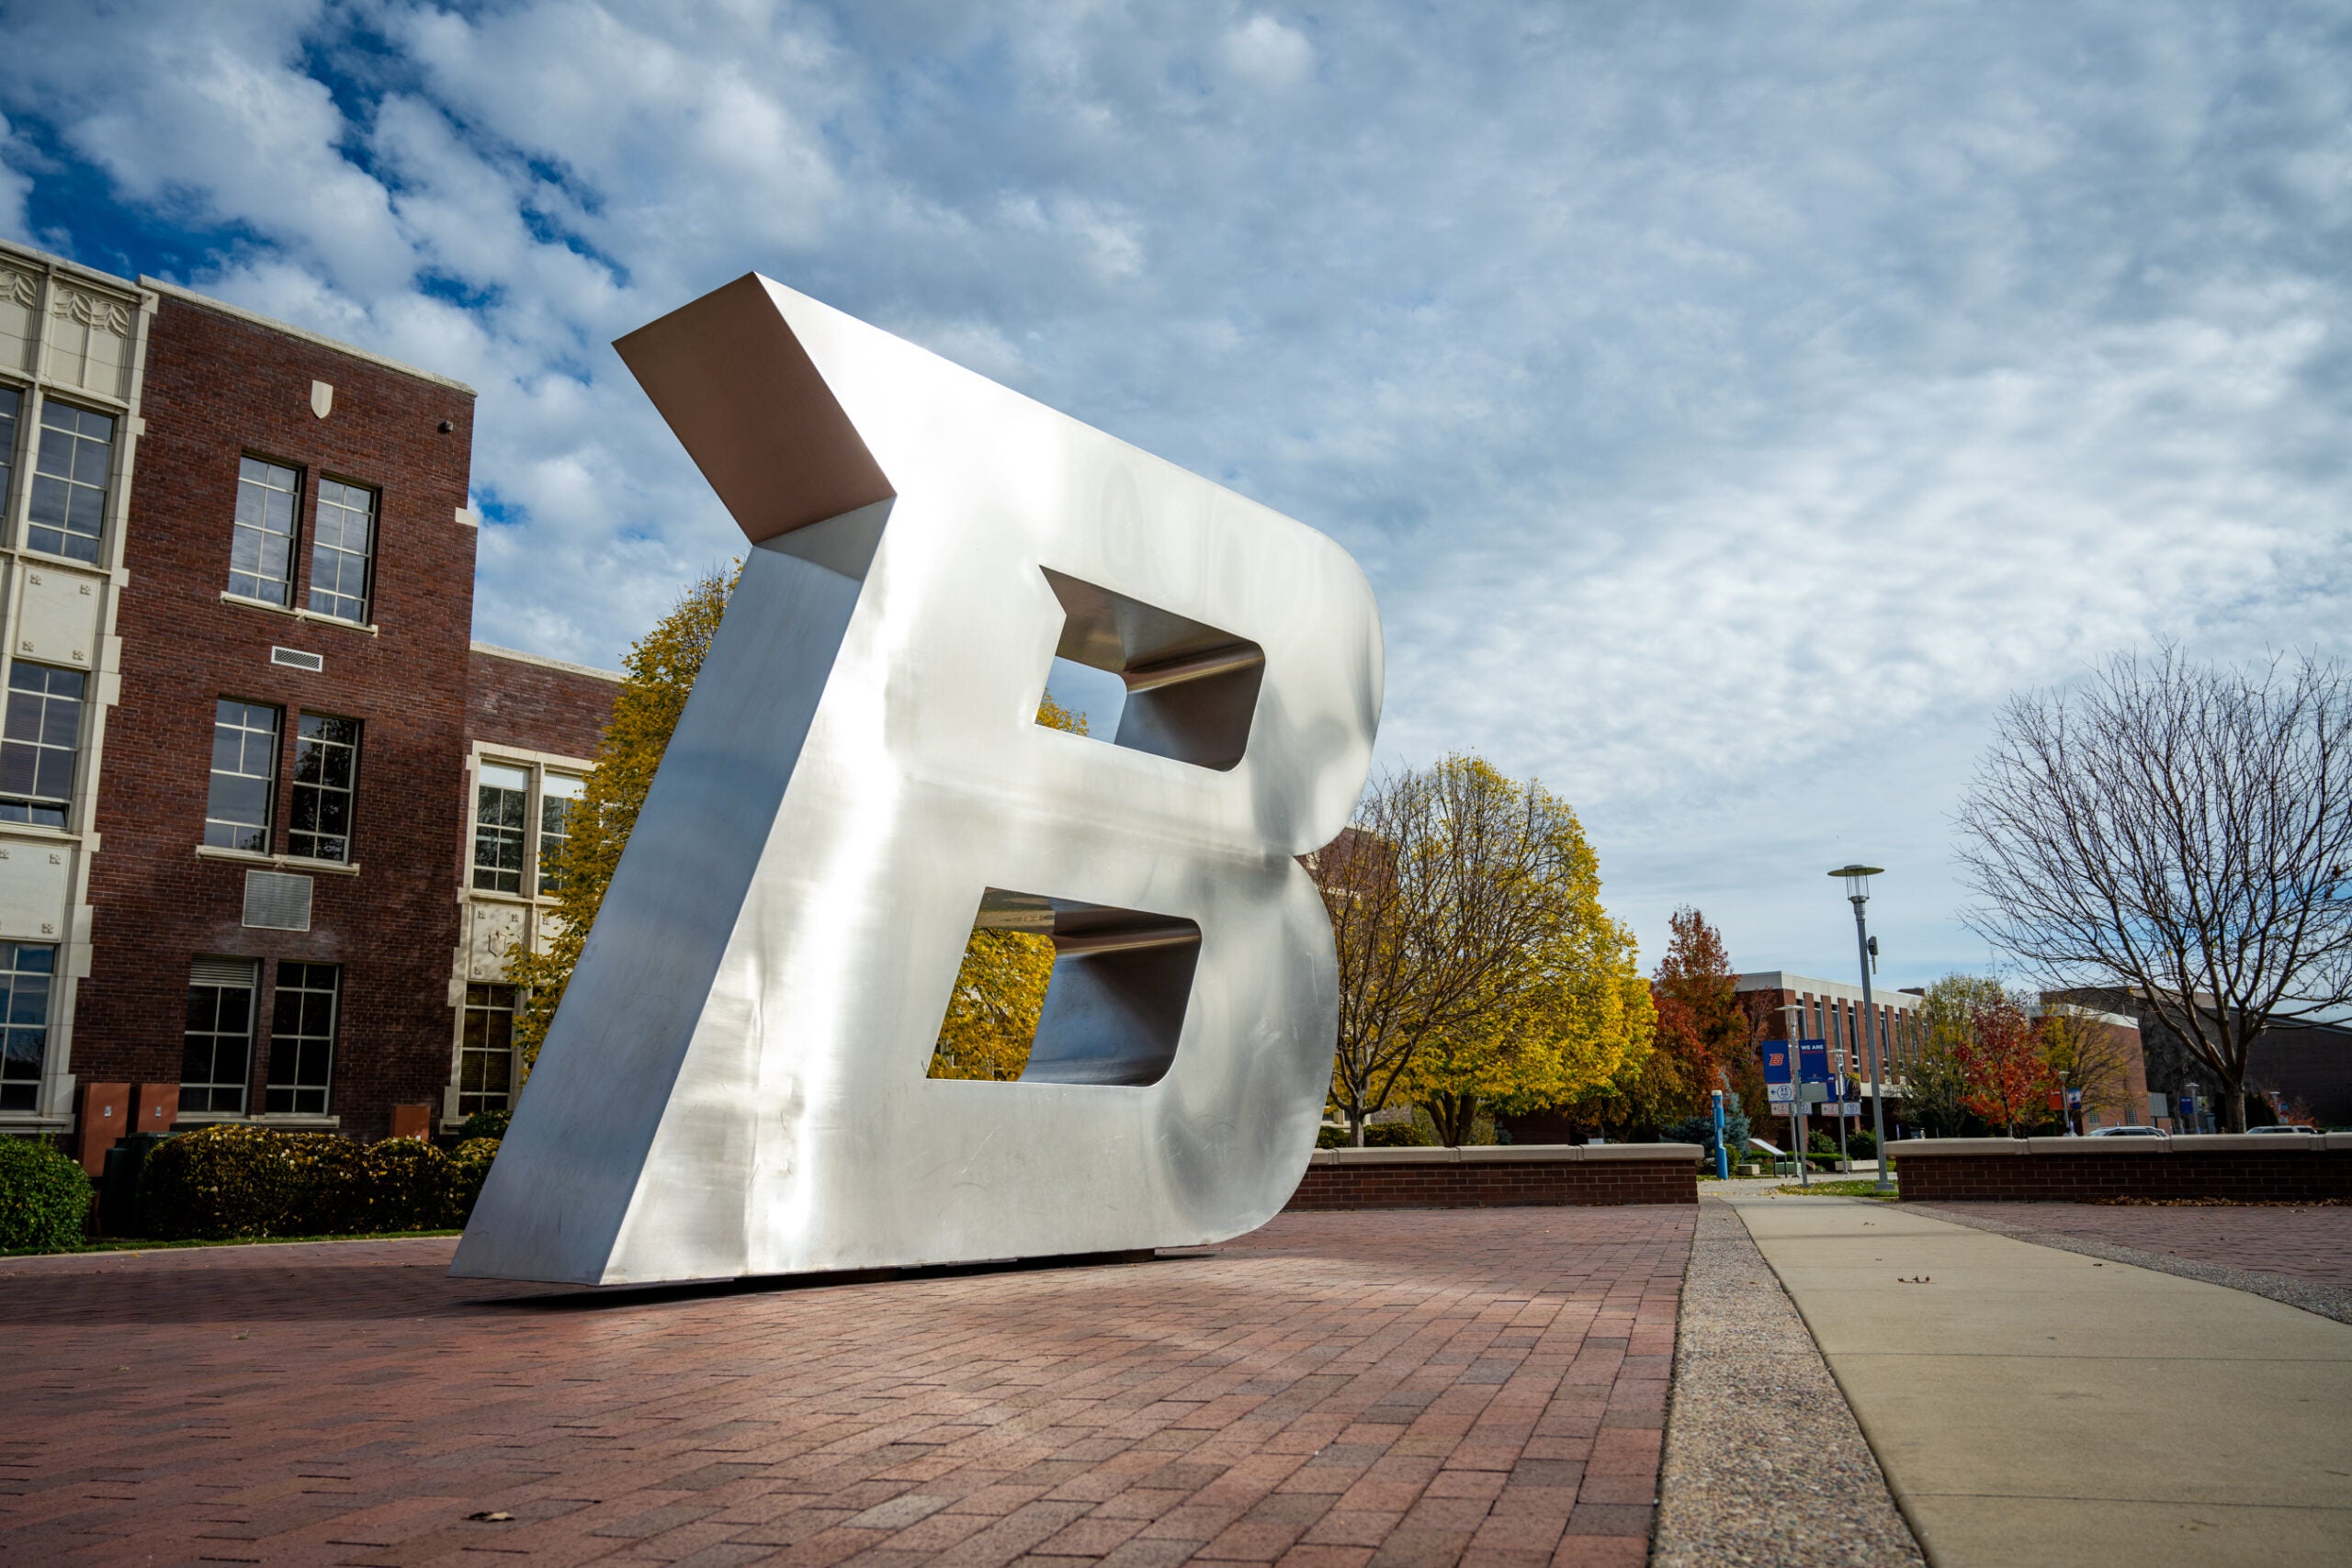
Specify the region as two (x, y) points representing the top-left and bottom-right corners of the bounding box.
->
(27, 400), (113, 564)
(266, 962), (338, 1114)
(459, 983), (517, 1116)
(0, 386), (17, 512)
(182, 958), (258, 1113)
(309, 478), (374, 623)
(288, 712), (358, 862)
(230, 457), (300, 605)
(0, 662), (85, 828)
(206, 700), (280, 852)
(471, 761), (529, 893)
(0, 941), (56, 1113)
(538, 772), (582, 893)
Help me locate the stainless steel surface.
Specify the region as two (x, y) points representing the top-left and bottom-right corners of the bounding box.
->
(452, 275), (1384, 1286)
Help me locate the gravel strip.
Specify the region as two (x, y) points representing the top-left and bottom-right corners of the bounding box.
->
(1910, 1202), (2352, 1326)
(1654, 1198), (1925, 1568)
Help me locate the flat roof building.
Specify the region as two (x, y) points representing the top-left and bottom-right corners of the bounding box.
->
(1735, 970), (1927, 1100)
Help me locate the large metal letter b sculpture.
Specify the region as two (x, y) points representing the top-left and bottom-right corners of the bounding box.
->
(452, 276), (1383, 1286)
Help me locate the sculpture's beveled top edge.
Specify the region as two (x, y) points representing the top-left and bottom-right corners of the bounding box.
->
(614, 273), (896, 545)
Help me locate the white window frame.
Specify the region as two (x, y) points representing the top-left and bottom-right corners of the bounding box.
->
(447, 745), (594, 1128)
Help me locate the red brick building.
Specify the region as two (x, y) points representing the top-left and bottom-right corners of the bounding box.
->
(0, 238), (616, 1156)
(1739, 971), (2158, 1134)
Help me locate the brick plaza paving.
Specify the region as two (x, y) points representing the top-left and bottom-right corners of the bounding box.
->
(0, 1208), (1692, 1568)
(1916, 1200), (2352, 1291)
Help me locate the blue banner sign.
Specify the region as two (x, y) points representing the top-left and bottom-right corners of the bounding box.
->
(1798, 1041), (1831, 1085)
(1760, 1040), (1792, 1085)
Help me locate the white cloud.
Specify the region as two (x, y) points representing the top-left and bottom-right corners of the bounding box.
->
(1221, 17), (1314, 89)
(0, 114), (30, 237)
(0, 0), (2346, 986)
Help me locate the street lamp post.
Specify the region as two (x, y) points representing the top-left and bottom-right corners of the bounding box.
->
(1830, 864), (1894, 1195)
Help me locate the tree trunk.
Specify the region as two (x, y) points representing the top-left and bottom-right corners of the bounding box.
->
(1350, 1095), (1366, 1147)
(1427, 1093), (1478, 1147)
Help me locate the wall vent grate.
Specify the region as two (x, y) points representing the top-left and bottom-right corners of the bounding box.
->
(189, 956), (259, 988)
(242, 870), (313, 931)
(270, 646), (324, 672)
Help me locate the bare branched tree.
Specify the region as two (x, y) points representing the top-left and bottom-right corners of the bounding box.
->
(1954, 647), (2352, 1131)
(1309, 757), (1589, 1145)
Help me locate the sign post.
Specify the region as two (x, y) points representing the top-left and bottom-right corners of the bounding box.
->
(1761, 1037), (1801, 1184)
(1798, 1041), (1833, 1175)
(1711, 1089), (1730, 1181)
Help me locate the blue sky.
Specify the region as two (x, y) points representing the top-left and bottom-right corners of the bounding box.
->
(5, 1), (2348, 988)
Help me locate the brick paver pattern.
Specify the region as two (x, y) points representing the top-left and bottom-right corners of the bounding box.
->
(1918, 1201), (2352, 1290)
(0, 1207), (1692, 1568)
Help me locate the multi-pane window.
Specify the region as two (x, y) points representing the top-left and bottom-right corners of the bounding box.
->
(27, 400), (113, 563)
(0, 663), (85, 828)
(0, 386), (17, 512)
(229, 457), (300, 605)
(471, 761), (529, 893)
(0, 941), (56, 1113)
(207, 699), (280, 852)
(459, 983), (517, 1116)
(538, 772), (582, 893)
(182, 958), (257, 1113)
(288, 712), (358, 862)
(266, 962), (338, 1114)
(309, 479), (374, 622)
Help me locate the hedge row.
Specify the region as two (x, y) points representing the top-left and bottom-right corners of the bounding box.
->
(138, 1124), (501, 1241)
(0, 1136), (93, 1253)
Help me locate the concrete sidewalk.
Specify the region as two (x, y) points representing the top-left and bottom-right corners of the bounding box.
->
(1721, 1189), (2352, 1566)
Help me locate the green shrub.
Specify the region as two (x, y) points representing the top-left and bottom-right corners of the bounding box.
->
(0, 1135), (91, 1253)
(1664, 1109), (1751, 1162)
(444, 1137), (500, 1225)
(1317, 1120), (1437, 1148)
(141, 1124), (365, 1240)
(351, 1138), (455, 1233)
(458, 1107), (511, 1141)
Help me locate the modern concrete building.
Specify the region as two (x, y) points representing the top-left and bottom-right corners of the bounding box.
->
(0, 237), (616, 1165)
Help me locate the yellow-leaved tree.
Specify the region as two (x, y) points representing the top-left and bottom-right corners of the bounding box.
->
(927, 694), (1089, 1079)
(1388, 770), (1654, 1145)
(505, 570), (736, 1072)
(1313, 754), (1654, 1145)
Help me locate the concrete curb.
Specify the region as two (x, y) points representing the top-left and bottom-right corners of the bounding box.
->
(1653, 1197), (1925, 1567)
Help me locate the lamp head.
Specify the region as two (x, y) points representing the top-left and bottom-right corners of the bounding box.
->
(1829, 863), (1883, 899)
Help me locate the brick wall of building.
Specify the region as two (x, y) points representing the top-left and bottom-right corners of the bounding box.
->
(468, 645), (618, 759)
(1284, 1148), (1699, 1210)
(77, 294), (478, 1143)
(2056, 987), (2352, 1127)
(1895, 1139), (2352, 1202)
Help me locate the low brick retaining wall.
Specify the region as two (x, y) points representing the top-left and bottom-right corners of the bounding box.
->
(1284, 1144), (1701, 1210)
(1895, 1133), (2352, 1202)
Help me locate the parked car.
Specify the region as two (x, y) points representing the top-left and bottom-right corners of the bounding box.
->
(2247, 1124), (2319, 1135)
(2086, 1124), (2167, 1137)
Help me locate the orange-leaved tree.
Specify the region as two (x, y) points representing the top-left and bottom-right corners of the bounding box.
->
(1648, 908), (1760, 1122)
(1956, 994), (2056, 1136)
